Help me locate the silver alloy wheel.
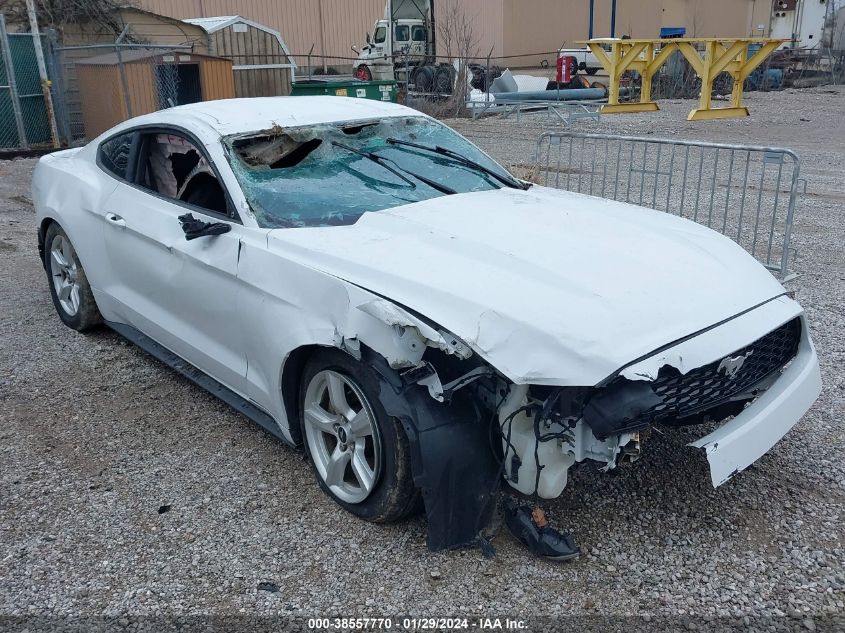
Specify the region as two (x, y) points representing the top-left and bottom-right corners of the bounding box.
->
(303, 370), (382, 504)
(50, 234), (81, 317)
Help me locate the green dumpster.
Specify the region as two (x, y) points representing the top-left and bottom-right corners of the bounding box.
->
(290, 79), (397, 103)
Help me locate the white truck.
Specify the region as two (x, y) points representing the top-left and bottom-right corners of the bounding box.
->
(352, 0), (436, 85)
(352, 0), (499, 94)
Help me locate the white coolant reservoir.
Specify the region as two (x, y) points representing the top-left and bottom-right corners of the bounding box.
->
(500, 385), (575, 499)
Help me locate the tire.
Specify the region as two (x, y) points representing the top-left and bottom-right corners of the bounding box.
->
(433, 65), (454, 93)
(299, 348), (420, 523)
(354, 65), (372, 81)
(43, 223), (101, 332)
(412, 65), (435, 92)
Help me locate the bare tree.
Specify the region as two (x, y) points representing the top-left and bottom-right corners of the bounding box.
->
(0, 0), (129, 33)
(437, 0), (479, 116)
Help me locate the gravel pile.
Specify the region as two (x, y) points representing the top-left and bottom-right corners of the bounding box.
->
(1, 88), (843, 628)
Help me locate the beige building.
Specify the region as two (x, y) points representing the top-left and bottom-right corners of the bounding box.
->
(137, 0), (776, 69)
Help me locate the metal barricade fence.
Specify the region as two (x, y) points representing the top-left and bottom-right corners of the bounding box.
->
(536, 132), (804, 280)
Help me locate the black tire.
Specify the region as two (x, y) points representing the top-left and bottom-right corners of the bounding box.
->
(433, 65), (454, 93)
(412, 65), (435, 92)
(299, 348), (420, 523)
(468, 63), (485, 90)
(43, 223), (102, 332)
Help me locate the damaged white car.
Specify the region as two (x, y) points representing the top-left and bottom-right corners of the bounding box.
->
(33, 97), (821, 557)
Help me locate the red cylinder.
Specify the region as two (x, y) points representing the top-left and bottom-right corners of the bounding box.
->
(557, 54), (576, 83)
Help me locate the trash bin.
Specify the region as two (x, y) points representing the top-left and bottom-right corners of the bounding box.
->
(290, 79), (397, 103)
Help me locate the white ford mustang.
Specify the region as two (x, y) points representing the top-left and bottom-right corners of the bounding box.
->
(33, 97), (821, 554)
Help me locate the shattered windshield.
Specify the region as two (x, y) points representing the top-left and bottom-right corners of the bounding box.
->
(224, 116), (514, 228)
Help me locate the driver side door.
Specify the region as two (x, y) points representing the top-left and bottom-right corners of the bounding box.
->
(99, 127), (250, 396)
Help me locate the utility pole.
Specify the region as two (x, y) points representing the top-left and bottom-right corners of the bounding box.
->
(610, 0), (617, 38)
(25, 0), (60, 147)
(317, 0), (327, 73)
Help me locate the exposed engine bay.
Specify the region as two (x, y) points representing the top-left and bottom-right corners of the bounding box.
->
(376, 314), (806, 556)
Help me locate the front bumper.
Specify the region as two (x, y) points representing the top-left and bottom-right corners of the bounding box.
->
(689, 317), (821, 487)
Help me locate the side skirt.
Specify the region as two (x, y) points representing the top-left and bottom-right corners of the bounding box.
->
(105, 320), (294, 448)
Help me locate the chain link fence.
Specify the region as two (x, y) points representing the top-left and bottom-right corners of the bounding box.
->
(0, 14), (61, 150)
(52, 42), (195, 143)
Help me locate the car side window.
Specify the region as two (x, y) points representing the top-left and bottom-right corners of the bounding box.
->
(394, 25), (409, 42)
(98, 133), (133, 180)
(135, 131), (231, 218)
(373, 26), (387, 44)
(411, 26), (427, 42)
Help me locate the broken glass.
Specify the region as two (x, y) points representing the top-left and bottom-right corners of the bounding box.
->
(225, 116), (514, 228)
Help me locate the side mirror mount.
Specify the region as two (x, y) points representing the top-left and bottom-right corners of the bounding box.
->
(366, 32), (371, 44)
(178, 213), (231, 241)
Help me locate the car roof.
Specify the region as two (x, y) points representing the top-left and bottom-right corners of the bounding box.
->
(108, 96), (424, 139)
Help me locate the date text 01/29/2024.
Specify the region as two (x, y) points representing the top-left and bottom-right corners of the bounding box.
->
(307, 617), (527, 630)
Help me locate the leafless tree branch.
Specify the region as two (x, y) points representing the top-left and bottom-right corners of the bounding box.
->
(0, 0), (131, 33)
(436, 0), (479, 116)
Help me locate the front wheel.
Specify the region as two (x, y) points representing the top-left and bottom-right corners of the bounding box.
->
(299, 349), (420, 523)
(43, 223), (101, 331)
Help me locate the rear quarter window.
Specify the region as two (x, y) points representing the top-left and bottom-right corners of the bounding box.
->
(98, 133), (133, 180)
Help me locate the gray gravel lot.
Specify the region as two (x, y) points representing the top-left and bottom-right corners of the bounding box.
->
(1, 88), (843, 628)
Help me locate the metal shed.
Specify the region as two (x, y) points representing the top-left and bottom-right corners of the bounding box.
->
(184, 16), (296, 97)
(75, 48), (235, 138)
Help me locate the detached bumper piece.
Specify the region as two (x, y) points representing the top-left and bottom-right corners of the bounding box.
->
(583, 318), (802, 439)
(691, 320), (821, 486)
(504, 500), (579, 562)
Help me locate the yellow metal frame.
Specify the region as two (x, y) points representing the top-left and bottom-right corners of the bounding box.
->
(583, 38), (783, 120)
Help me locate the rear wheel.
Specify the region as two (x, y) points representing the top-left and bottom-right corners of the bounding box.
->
(433, 65), (455, 93)
(300, 349), (419, 522)
(412, 65), (435, 92)
(43, 223), (101, 331)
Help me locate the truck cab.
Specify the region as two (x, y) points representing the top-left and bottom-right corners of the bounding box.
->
(354, 10), (432, 82)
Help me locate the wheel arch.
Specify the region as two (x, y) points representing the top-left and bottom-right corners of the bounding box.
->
(279, 338), (408, 447)
(37, 216), (58, 267)
(38, 215), (96, 279)
(280, 343), (336, 447)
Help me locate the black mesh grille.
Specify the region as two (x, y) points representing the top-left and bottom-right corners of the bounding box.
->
(641, 317), (801, 422)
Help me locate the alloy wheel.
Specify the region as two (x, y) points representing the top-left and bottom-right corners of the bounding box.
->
(50, 234), (81, 317)
(303, 370), (382, 504)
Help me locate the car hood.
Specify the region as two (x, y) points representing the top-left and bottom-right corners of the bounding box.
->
(268, 186), (786, 385)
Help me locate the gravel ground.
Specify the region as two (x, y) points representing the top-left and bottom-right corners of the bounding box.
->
(1, 88), (843, 630)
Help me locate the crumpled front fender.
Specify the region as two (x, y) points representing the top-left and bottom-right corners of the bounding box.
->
(363, 349), (500, 552)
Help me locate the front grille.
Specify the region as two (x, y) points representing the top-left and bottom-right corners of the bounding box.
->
(646, 317), (801, 421)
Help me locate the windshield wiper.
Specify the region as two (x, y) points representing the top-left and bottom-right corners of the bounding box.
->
(332, 141), (456, 195)
(386, 138), (530, 190)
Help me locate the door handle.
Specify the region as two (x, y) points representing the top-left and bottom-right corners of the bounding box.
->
(105, 212), (126, 228)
